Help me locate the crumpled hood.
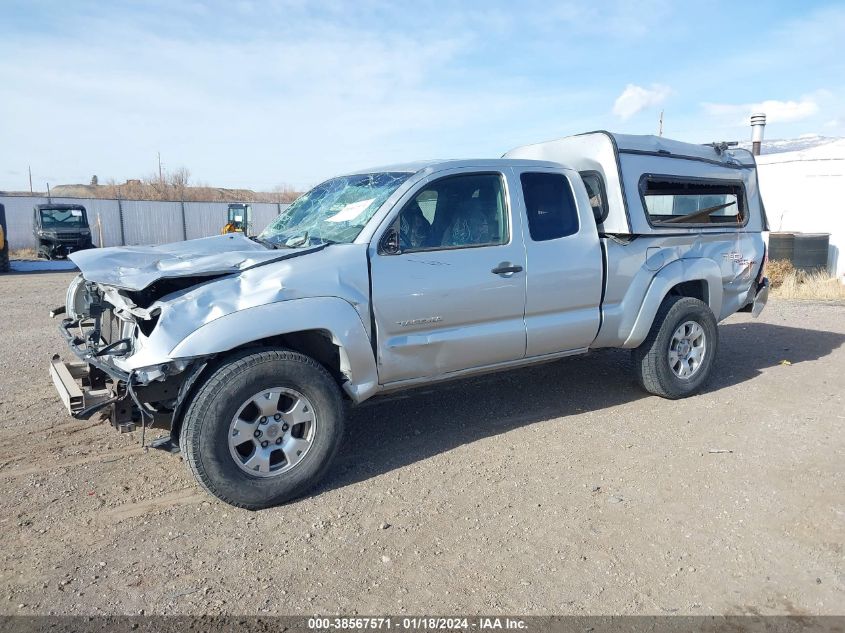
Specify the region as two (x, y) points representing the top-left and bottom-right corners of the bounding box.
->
(69, 234), (324, 291)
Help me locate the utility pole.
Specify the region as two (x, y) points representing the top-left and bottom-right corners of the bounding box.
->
(158, 152), (164, 186)
(117, 185), (126, 246)
(28, 165), (33, 194)
(658, 110), (664, 137)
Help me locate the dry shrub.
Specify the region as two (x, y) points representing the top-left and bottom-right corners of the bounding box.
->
(10, 248), (37, 260)
(772, 268), (845, 301)
(43, 168), (302, 203)
(765, 259), (794, 288)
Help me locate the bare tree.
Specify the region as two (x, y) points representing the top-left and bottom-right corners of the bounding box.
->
(70, 168), (301, 202)
(168, 167), (191, 200)
(272, 184), (301, 203)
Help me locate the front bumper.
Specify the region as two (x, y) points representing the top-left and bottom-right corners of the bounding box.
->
(51, 316), (189, 433)
(50, 317), (130, 422)
(39, 237), (94, 258)
(49, 354), (115, 417)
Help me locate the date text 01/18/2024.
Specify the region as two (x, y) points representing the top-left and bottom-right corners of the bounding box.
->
(307, 617), (527, 630)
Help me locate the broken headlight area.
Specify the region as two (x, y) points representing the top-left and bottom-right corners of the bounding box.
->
(61, 281), (135, 359)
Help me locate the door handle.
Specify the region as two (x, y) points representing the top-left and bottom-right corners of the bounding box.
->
(491, 262), (524, 276)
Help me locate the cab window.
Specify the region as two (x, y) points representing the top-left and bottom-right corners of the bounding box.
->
(395, 173), (508, 252)
(521, 172), (579, 241)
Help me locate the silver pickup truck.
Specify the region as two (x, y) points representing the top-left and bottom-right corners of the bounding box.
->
(50, 132), (770, 509)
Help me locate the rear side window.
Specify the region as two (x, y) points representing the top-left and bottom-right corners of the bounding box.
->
(641, 176), (746, 227)
(520, 172), (579, 241)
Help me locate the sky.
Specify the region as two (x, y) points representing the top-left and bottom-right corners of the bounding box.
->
(1, 0), (844, 192)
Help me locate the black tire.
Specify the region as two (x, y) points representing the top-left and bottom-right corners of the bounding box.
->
(632, 296), (718, 399)
(180, 348), (344, 509)
(0, 245), (8, 273)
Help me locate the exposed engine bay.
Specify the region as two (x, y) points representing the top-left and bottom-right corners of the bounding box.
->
(53, 275), (208, 437)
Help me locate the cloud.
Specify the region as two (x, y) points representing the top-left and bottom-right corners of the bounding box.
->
(612, 84), (671, 120)
(0, 12), (506, 189)
(0, 2), (605, 191)
(703, 95), (821, 124)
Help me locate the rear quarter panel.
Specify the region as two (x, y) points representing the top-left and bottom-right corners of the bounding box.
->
(593, 231), (765, 349)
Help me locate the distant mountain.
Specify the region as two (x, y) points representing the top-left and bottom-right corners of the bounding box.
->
(737, 134), (844, 155)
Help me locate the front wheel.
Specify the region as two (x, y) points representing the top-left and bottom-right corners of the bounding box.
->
(180, 348), (345, 509)
(633, 296), (718, 399)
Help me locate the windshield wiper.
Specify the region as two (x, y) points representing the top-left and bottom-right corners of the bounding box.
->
(284, 232), (310, 248)
(250, 235), (279, 249)
(261, 233), (338, 249)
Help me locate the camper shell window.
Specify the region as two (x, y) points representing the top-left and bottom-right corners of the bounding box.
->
(640, 175), (747, 228)
(579, 171), (609, 224)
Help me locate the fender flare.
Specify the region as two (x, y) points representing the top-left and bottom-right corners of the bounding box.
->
(623, 258), (723, 348)
(170, 296), (379, 403)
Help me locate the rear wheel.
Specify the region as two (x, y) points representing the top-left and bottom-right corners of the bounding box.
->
(633, 296), (718, 399)
(180, 348), (344, 509)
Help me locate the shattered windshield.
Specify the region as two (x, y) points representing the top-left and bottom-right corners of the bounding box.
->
(260, 172), (412, 247)
(39, 208), (88, 229)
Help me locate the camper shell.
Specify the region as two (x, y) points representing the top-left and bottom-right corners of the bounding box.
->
(504, 131), (768, 235)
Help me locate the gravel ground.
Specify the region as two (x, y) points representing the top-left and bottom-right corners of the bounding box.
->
(0, 271), (843, 616)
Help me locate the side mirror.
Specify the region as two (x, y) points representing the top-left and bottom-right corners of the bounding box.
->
(379, 226), (402, 255)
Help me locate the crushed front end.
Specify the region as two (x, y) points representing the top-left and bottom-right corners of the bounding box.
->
(49, 234), (333, 443)
(49, 275), (194, 437)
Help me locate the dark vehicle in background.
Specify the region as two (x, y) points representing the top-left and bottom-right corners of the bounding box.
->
(0, 203), (9, 272)
(33, 204), (94, 259)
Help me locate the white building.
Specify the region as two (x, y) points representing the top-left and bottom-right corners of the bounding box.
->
(754, 136), (845, 279)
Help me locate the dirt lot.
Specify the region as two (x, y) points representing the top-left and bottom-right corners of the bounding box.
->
(0, 271), (843, 616)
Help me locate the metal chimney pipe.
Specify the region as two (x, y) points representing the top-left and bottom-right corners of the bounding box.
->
(750, 112), (766, 156)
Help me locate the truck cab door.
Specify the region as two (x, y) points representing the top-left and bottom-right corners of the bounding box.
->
(369, 169), (527, 385)
(513, 168), (603, 356)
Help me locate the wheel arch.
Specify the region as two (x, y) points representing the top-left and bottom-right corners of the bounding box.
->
(623, 258), (723, 348)
(166, 298), (378, 447)
(169, 297), (379, 403)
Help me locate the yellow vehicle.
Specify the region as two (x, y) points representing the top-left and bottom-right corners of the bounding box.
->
(0, 203), (9, 273)
(221, 203), (252, 235)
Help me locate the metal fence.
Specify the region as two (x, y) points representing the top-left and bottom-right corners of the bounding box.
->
(0, 195), (290, 251)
